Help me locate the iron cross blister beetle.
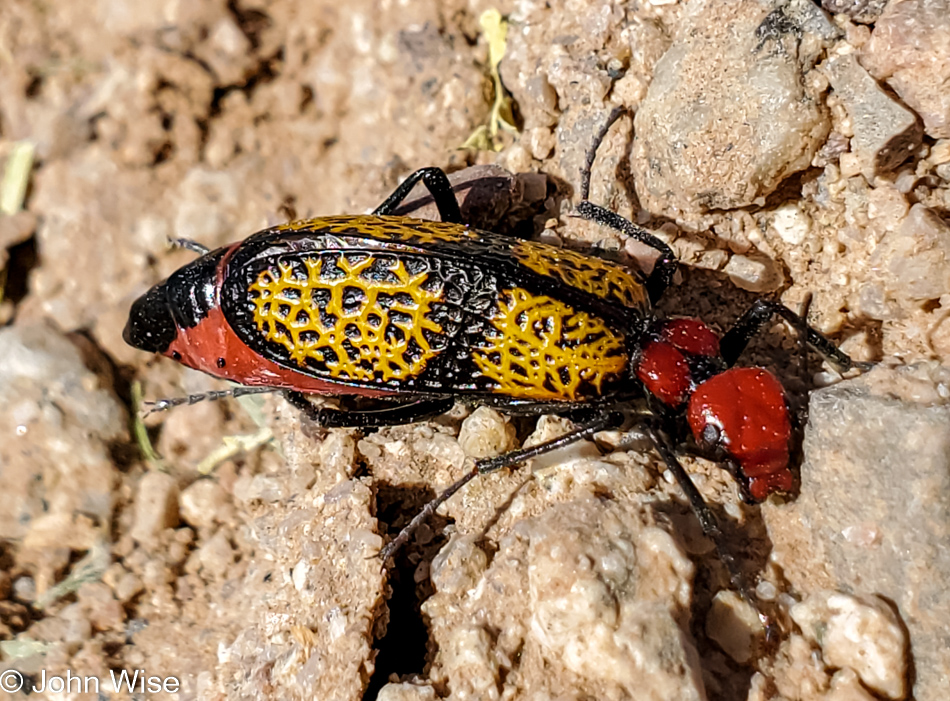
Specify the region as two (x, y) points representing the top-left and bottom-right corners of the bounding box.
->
(124, 153), (867, 633)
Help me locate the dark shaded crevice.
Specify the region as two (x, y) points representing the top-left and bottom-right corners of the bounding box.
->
(151, 140), (174, 165)
(227, 0), (272, 51)
(364, 484), (449, 701)
(0, 540), (38, 635)
(207, 48), (284, 122)
(24, 72), (43, 98)
(3, 235), (38, 312)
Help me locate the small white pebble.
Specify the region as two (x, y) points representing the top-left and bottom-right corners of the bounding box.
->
(755, 580), (777, 602)
(724, 500), (742, 520)
(13, 577), (35, 602)
(377, 681), (439, 701)
(929, 139), (950, 165)
(771, 204), (810, 245)
(197, 530), (234, 579)
(705, 590), (764, 663)
(180, 479), (231, 529)
(723, 254), (784, 293)
(292, 560), (310, 591)
(326, 607), (346, 642)
(457, 406), (516, 459)
(813, 370), (841, 388)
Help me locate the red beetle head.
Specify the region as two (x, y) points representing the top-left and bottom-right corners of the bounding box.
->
(686, 367), (793, 501)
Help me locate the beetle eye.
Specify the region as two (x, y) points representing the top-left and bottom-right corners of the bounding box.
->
(701, 423), (721, 446)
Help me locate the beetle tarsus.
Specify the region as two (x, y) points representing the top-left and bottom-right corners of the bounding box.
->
(167, 237), (211, 255)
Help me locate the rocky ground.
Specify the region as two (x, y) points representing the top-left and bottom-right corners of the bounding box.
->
(1, 0), (949, 699)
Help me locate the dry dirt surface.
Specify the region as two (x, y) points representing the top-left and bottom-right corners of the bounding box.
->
(1, 0), (949, 700)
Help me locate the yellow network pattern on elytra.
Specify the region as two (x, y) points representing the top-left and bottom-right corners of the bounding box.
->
(249, 255), (444, 382)
(473, 288), (628, 400)
(513, 242), (647, 310)
(274, 215), (480, 246)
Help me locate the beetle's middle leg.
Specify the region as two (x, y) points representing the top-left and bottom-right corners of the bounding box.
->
(283, 391), (455, 429)
(372, 167), (463, 224)
(379, 409), (625, 561)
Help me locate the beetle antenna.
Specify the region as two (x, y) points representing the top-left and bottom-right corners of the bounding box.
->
(142, 386), (279, 416)
(580, 105), (628, 201)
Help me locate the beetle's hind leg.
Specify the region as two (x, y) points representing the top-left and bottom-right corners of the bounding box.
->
(283, 391), (455, 429)
(372, 167), (463, 224)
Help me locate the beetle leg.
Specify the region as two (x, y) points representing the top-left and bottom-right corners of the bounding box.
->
(167, 237), (211, 255)
(475, 410), (624, 474)
(575, 201), (676, 306)
(474, 396), (638, 416)
(283, 391), (455, 428)
(372, 167), (463, 224)
(142, 386), (278, 415)
(379, 411), (624, 562)
(641, 420), (777, 642)
(719, 298), (873, 372)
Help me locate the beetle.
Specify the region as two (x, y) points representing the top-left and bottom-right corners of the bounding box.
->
(125, 143), (867, 629)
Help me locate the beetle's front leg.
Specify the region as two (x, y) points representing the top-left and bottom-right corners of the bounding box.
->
(719, 298), (872, 372)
